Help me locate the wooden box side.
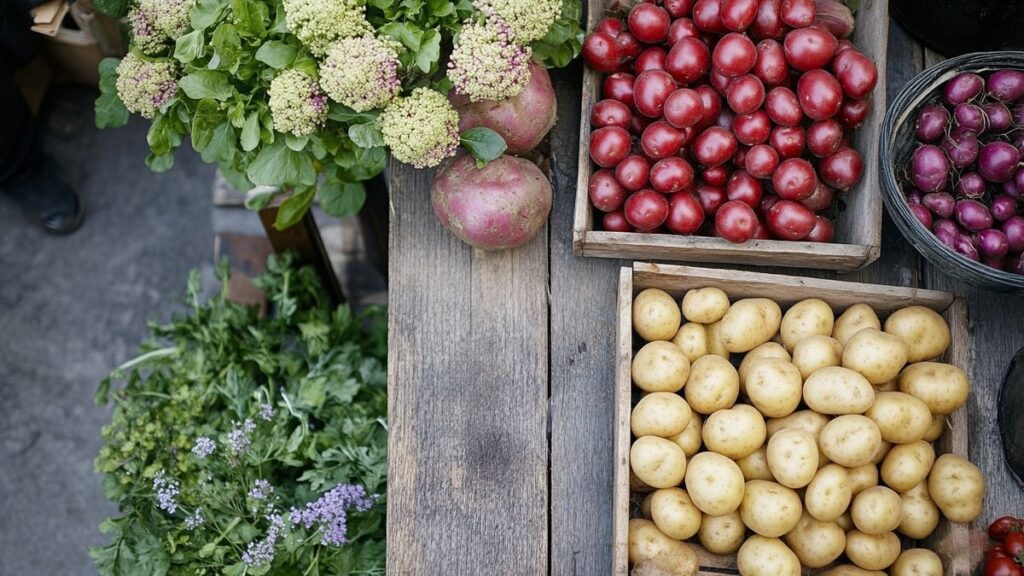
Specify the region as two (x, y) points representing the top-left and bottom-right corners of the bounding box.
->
(613, 265), (971, 576)
(575, 1), (887, 271)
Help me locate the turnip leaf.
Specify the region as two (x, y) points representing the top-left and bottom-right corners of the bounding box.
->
(460, 127), (507, 168)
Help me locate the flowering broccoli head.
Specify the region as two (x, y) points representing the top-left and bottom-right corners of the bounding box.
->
(380, 88), (461, 169)
(448, 20), (532, 103)
(282, 0), (373, 57)
(320, 35), (401, 112)
(115, 53), (179, 119)
(128, 0), (193, 55)
(474, 0), (562, 43)
(268, 69), (328, 137)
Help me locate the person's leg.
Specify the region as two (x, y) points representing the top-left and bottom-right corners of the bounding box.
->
(0, 1), (83, 234)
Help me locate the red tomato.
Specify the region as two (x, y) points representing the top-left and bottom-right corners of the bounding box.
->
(986, 557), (1024, 576)
(990, 517), (1024, 541)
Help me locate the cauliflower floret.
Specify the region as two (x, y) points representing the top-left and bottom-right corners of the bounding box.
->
(380, 88), (460, 169)
(116, 53), (179, 119)
(129, 0), (193, 55)
(474, 0), (562, 43)
(448, 20), (532, 102)
(268, 69), (328, 136)
(320, 35), (401, 112)
(281, 0), (372, 57)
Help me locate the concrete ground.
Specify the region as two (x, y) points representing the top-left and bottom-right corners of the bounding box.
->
(0, 86), (217, 575)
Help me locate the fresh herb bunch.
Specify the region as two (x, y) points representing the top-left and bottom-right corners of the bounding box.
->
(91, 254), (388, 575)
(94, 0), (582, 229)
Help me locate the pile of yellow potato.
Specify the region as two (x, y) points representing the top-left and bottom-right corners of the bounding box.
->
(627, 287), (986, 576)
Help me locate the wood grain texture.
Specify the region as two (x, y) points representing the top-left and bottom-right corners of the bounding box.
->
(572, 0), (887, 271)
(612, 267), (633, 576)
(549, 61), (627, 576)
(387, 160), (550, 575)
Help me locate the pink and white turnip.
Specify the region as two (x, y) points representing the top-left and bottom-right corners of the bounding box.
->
(449, 62), (557, 156)
(431, 154), (552, 250)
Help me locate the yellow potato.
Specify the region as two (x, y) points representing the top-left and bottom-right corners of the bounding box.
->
(649, 488), (702, 540)
(633, 289), (683, 342)
(884, 306), (951, 363)
(898, 482), (940, 540)
(628, 518), (699, 574)
(899, 362), (970, 415)
(851, 486), (902, 534)
(805, 464), (852, 522)
(632, 341), (691, 393)
(842, 328), (909, 384)
(891, 548), (943, 576)
(744, 358), (802, 418)
(874, 378), (899, 393)
(822, 565), (886, 576)
(819, 415), (882, 468)
(739, 480), (802, 537)
(766, 427), (818, 489)
(835, 511), (854, 531)
(682, 287), (730, 324)
(685, 355), (739, 414)
(631, 436), (687, 489)
(848, 464), (879, 496)
(672, 322), (708, 363)
(780, 298), (835, 350)
(705, 320), (730, 358)
(845, 530), (901, 571)
(737, 535), (800, 576)
(631, 393), (693, 438)
(698, 511), (745, 554)
(865, 392), (931, 444)
(928, 454), (985, 523)
(720, 298), (782, 353)
(792, 335), (843, 379)
(871, 440), (893, 465)
(766, 409), (830, 465)
(833, 304), (881, 346)
(702, 405), (766, 460)
(784, 511), (846, 568)
(923, 414), (946, 442)
(736, 446), (774, 481)
(803, 366), (875, 415)
(668, 413), (703, 457)
(881, 441), (935, 493)
(685, 452), (746, 515)
(738, 342), (791, 389)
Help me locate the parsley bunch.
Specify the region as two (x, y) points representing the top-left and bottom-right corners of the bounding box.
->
(91, 254), (387, 575)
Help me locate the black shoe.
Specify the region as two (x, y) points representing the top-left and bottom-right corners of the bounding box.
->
(3, 161), (84, 235)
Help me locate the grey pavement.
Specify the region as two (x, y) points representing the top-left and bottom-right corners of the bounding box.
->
(0, 86), (216, 575)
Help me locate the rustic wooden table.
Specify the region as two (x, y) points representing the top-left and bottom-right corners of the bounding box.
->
(387, 19), (1024, 576)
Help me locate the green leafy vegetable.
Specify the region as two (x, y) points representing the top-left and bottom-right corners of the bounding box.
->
(460, 127), (508, 167)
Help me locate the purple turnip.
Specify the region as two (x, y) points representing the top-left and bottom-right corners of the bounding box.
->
(987, 70), (1024, 101)
(911, 144), (949, 193)
(914, 104), (949, 143)
(431, 154), (552, 250)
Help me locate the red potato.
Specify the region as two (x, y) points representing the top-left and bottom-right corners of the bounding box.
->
(589, 126), (631, 167)
(667, 37), (712, 84)
(664, 88), (705, 129)
(596, 17), (623, 38)
(753, 40), (789, 87)
(697, 182), (728, 216)
(668, 18), (701, 44)
(770, 125), (806, 158)
(800, 181), (835, 211)
(651, 157), (696, 193)
(665, 0), (695, 19)
(602, 210), (632, 232)
(582, 33), (620, 73)
(772, 157), (817, 200)
(745, 143), (780, 178)
(625, 189), (670, 231)
(615, 32), (642, 61)
(783, 26), (839, 72)
(591, 99), (632, 129)
(641, 121), (687, 159)
(797, 69), (843, 120)
(635, 70), (677, 118)
(780, 0), (816, 27)
(667, 191), (706, 234)
(806, 215), (835, 242)
(616, 154), (652, 191)
(702, 165), (730, 187)
(765, 86), (803, 126)
(589, 169), (627, 212)
(767, 199), (817, 239)
(721, 0), (760, 31)
(635, 47), (669, 74)
(716, 200), (759, 242)
(695, 85), (723, 128)
(832, 49), (878, 99)
(806, 119), (843, 157)
(602, 73), (636, 109)
(628, 2), (671, 44)
(734, 110), (772, 145)
(714, 33), (758, 77)
(818, 147), (863, 190)
(726, 169), (764, 207)
(726, 74), (766, 114)
(837, 97), (871, 128)
(452, 62), (556, 156)
(630, 114), (654, 136)
(693, 0), (727, 33)
(751, 0), (785, 40)
(693, 126), (739, 167)
(710, 67), (733, 96)
(432, 154), (552, 250)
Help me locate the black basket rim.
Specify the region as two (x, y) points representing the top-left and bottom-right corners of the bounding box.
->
(879, 50), (1024, 292)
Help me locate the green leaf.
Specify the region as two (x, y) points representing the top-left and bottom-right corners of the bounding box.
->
(338, 146), (387, 181)
(190, 98), (222, 150)
(285, 134), (309, 152)
(231, 0), (268, 36)
(460, 127), (507, 167)
(211, 23), (241, 73)
(255, 40), (297, 69)
(327, 104), (376, 124)
(416, 29), (441, 73)
(274, 186), (316, 229)
(178, 70), (233, 100)
(426, 0), (454, 17)
(246, 140), (315, 186)
(200, 122), (236, 163)
(244, 187), (277, 210)
(146, 152), (175, 172)
(191, 0), (226, 29)
(92, 0), (129, 18)
(320, 181), (366, 217)
(241, 112), (260, 152)
(348, 122), (384, 149)
(174, 29), (205, 64)
(95, 58), (129, 129)
(380, 22), (422, 51)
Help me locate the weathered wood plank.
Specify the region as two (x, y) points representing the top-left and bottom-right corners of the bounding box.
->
(387, 161), (550, 574)
(916, 46), (1024, 527)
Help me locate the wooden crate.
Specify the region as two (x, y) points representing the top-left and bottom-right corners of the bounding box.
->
(613, 263), (976, 576)
(575, 1), (889, 271)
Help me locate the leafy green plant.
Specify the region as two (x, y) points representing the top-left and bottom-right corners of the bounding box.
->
(91, 254), (388, 575)
(95, 0), (582, 229)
